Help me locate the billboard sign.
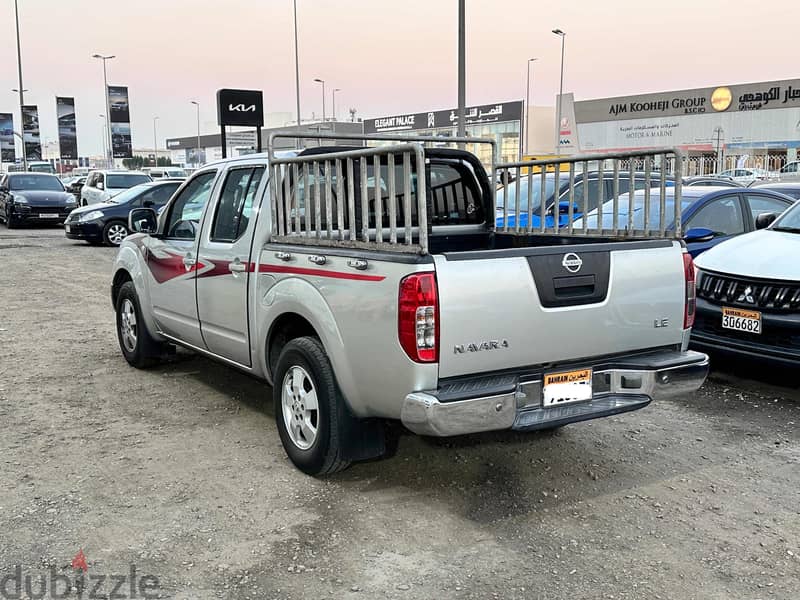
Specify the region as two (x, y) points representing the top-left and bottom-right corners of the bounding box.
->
(108, 86), (132, 158)
(216, 89), (264, 127)
(22, 105), (41, 161)
(0, 113), (15, 162)
(364, 100), (524, 134)
(56, 97), (78, 159)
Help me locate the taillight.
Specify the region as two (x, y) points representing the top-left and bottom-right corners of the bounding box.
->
(398, 272), (439, 363)
(683, 251), (696, 329)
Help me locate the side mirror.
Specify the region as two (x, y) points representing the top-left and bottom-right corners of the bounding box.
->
(97, 182), (105, 190)
(129, 208), (158, 234)
(684, 227), (715, 243)
(755, 212), (778, 230)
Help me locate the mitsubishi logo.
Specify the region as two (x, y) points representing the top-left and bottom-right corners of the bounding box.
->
(562, 252), (583, 273)
(229, 103), (256, 112)
(736, 286), (755, 304)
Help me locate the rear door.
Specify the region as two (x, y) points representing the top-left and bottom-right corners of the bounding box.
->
(144, 169), (218, 347)
(434, 241), (688, 379)
(196, 164), (266, 366)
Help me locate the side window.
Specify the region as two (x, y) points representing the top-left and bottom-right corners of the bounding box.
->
(210, 167), (264, 242)
(86, 173), (96, 187)
(567, 179), (603, 211)
(782, 162), (797, 173)
(139, 184), (177, 208)
(746, 194), (789, 222)
(97, 173), (105, 187)
(686, 195), (745, 237)
(165, 171), (217, 239)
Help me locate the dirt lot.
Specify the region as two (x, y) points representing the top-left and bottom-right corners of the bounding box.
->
(1, 226), (799, 600)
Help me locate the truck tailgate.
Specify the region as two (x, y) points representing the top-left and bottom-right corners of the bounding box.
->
(435, 241), (687, 379)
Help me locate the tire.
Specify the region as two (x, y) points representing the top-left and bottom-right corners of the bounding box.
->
(115, 281), (165, 368)
(273, 337), (351, 476)
(103, 220), (129, 246)
(6, 213), (17, 228)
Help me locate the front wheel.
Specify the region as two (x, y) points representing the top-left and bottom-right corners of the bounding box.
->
(273, 337), (351, 476)
(6, 213), (17, 229)
(103, 220), (129, 246)
(115, 281), (166, 368)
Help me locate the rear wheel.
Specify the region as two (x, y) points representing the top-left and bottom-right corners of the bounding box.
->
(273, 337), (351, 476)
(103, 220), (129, 246)
(115, 281), (166, 368)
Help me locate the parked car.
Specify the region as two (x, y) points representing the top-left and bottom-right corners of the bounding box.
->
(748, 181), (800, 200)
(683, 176), (742, 188)
(81, 170), (151, 206)
(776, 160), (800, 182)
(66, 179), (181, 246)
(63, 175), (87, 199)
(692, 200), (800, 365)
(496, 171), (674, 229)
(110, 140), (707, 475)
(717, 168), (775, 185)
(145, 167), (187, 180)
(575, 186), (794, 257)
(0, 172), (77, 228)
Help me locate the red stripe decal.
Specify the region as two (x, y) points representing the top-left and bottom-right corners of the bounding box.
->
(258, 264), (385, 282)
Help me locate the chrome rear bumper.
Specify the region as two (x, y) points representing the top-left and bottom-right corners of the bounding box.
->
(401, 350), (709, 437)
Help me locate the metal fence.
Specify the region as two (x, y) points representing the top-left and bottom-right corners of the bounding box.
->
(495, 148), (685, 238)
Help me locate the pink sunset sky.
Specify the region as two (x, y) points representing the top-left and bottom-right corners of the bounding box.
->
(1, 0), (798, 155)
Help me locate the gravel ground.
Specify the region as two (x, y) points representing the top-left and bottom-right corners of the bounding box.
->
(1, 226), (799, 600)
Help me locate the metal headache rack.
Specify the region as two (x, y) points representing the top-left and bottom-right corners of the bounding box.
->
(266, 132), (687, 254)
(266, 131), (496, 255)
(495, 148), (685, 239)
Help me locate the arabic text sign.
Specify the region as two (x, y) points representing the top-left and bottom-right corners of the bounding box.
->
(365, 101), (523, 134)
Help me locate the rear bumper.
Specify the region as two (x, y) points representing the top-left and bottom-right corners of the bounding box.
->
(400, 349), (709, 436)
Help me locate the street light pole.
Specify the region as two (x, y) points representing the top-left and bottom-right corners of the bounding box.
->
(332, 88), (341, 122)
(99, 115), (107, 167)
(190, 101), (200, 166)
(153, 116), (159, 166)
(293, 0), (302, 127)
(457, 0), (466, 142)
(313, 79), (325, 122)
(13, 0), (28, 171)
(525, 57), (537, 157)
(552, 29), (566, 156)
(92, 54), (115, 168)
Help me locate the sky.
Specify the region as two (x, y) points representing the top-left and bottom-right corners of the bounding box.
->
(1, 0), (799, 157)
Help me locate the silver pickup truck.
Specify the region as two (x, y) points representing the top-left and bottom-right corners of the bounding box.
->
(111, 132), (708, 475)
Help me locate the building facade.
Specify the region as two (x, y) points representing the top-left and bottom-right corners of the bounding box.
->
(560, 78), (800, 173)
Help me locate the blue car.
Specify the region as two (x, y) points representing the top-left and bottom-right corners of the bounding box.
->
(575, 186), (795, 257)
(495, 171), (674, 229)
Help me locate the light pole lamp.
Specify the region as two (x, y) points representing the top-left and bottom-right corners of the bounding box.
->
(13, 0), (27, 170)
(153, 116), (159, 166)
(552, 29), (566, 155)
(313, 78), (325, 122)
(190, 101), (200, 166)
(525, 58), (537, 157)
(332, 88), (341, 122)
(92, 53), (115, 167)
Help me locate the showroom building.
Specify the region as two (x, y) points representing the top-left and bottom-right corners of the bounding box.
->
(557, 78), (800, 172)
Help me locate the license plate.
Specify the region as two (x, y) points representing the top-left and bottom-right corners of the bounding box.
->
(722, 306), (761, 334)
(39, 213), (61, 219)
(65, 225), (71, 233)
(543, 368), (593, 407)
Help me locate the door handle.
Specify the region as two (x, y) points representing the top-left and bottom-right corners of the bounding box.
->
(182, 254), (196, 267)
(229, 259), (247, 273)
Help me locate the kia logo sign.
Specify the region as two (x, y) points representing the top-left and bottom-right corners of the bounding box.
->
(217, 89), (264, 127)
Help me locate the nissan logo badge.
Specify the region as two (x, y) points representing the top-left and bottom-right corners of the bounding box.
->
(562, 252), (583, 273)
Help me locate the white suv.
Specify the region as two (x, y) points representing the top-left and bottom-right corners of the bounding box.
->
(81, 170), (152, 206)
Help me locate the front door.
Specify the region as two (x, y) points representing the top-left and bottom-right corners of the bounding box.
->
(145, 169), (218, 347)
(196, 164), (266, 366)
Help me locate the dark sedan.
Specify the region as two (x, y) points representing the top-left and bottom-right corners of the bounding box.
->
(0, 173), (77, 228)
(65, 179), (181, 246)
